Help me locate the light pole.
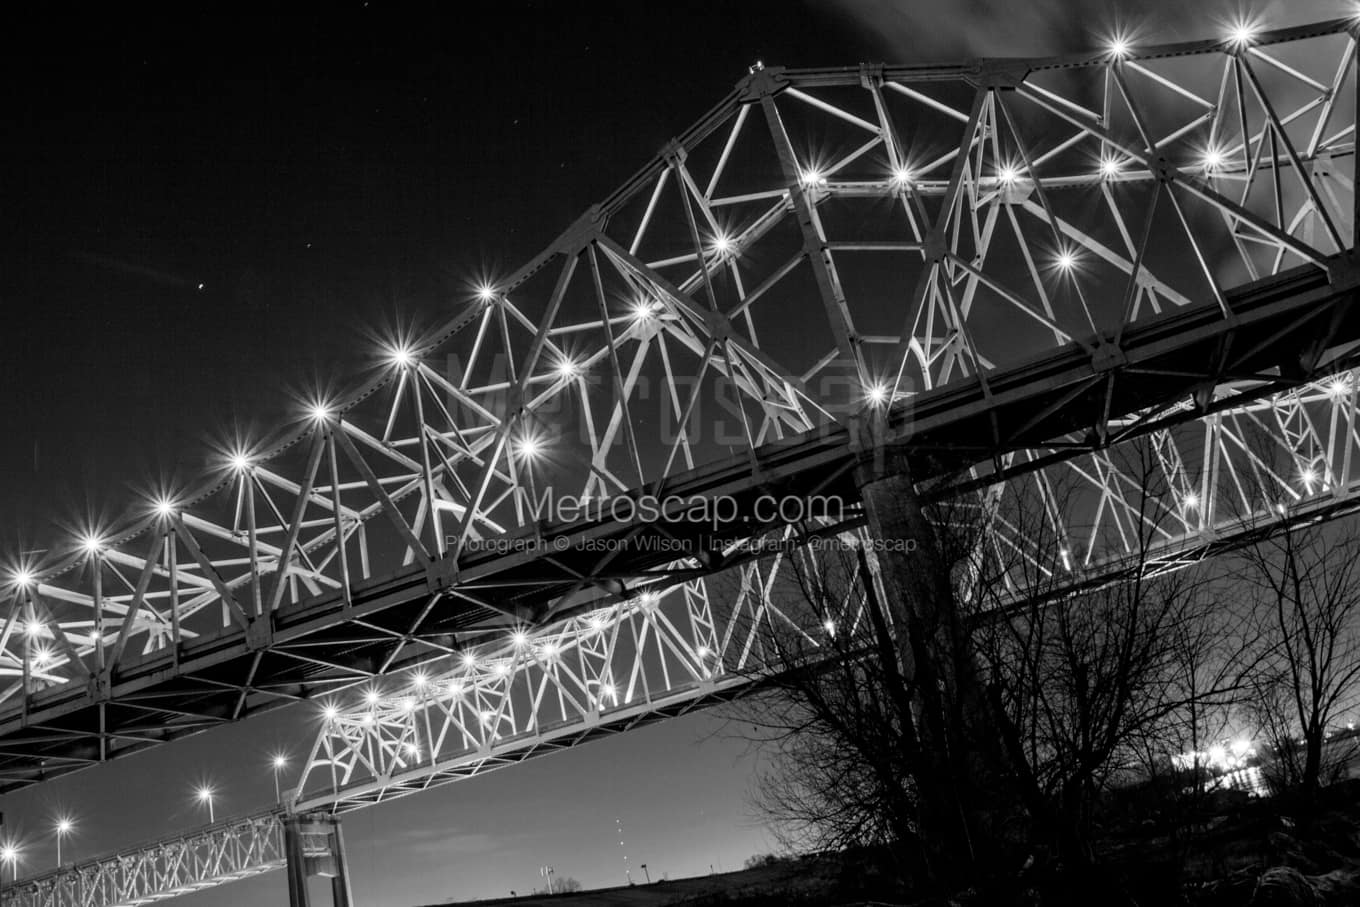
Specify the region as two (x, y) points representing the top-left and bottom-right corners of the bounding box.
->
(54, 817), (72, 867)
(271, 754), (288, 804)
(196, 785), (216, 824)
(641, 863), (651, 884)
(539, 865), (555, 894)
(1, 840), (19, 902)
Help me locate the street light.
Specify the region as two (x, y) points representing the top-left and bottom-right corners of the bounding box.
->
(195, 785), (216, 823)
(54, 817), (73, 867)
(270, 753), (288, 803)
(0, 839), (19, 893)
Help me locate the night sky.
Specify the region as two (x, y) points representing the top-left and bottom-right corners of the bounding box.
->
(0, 1), (1352, 904)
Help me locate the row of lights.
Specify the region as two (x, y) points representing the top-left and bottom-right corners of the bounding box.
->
(0, 753), (292, 877)
(0, 816), (72, 876)
(795, 150), (1227, 190)
(319, 605), (657, 723)
(1106, 20), (1261, 60)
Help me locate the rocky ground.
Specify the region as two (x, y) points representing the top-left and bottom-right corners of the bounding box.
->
(1117, 779), (1360, 907)
(438, 781), (1360, 906)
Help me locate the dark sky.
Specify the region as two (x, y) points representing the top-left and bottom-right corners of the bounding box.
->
(0, 0), (1350, 903)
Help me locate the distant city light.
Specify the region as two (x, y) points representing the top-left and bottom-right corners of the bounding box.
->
(1174, 738), (1255, 772)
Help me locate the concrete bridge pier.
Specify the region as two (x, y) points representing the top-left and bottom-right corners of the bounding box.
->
(284, 813), (354, 907)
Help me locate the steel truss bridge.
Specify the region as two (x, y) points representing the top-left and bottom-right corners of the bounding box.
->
(8, 16), (1360, 906)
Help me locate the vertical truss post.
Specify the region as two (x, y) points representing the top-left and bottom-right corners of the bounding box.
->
(751, 74), (866, 388)
(325, 426), (352, 609)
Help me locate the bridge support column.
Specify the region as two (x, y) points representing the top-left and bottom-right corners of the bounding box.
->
(852, 433), (1020, 878)
(284, 813), (354, 907)
(330, 819), (355, 907)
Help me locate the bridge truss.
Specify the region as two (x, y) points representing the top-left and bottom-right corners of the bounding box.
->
(5, 813), (285, 907)
(6, 15), (1360, 906)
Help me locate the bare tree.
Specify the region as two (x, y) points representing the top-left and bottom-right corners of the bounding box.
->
(972, 443), (1264, 874)
(1238, 518), (1360, 820)
(732, 540), (923, 860)
(728, 439), (1266, 895)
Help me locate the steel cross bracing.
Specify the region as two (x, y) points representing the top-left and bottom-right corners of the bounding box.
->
(4, 812), (284, 907)
(283, 363), (1360, 814)
(0, 9), (1357, 842)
